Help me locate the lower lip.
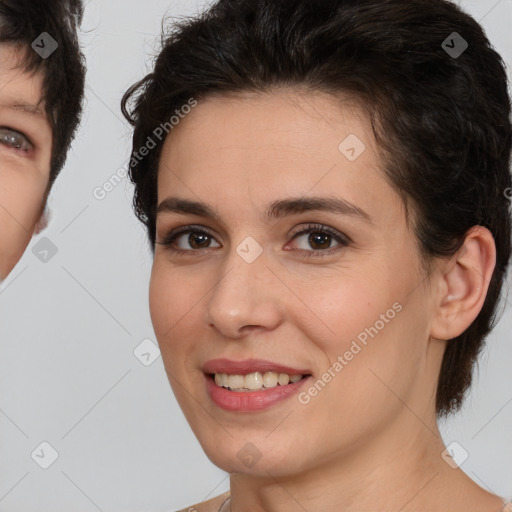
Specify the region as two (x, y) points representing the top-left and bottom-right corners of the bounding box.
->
(205, 374), (311, 412)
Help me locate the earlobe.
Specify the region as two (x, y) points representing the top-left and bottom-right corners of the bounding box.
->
(430, 226), (496, 341)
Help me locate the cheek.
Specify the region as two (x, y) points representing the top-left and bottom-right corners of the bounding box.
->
(0, 171), (47, 224)
(148, 262), (202, 354)
(311, 284), (427, 412)
(295, 266), (423, 389)
(148, 267), (172, 340)
(0, 173), (47, 278)
(294, 271), (390, 353)
(148, 265), (206, 412)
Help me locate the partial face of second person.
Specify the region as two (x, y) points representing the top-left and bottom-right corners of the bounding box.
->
(0, 44), (52, 281)
(149, 89), (456, 478)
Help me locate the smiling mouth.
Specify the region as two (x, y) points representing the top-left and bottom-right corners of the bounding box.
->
(209, 371), (311, 392)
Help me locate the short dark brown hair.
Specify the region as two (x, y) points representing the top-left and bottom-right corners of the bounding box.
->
(0, 0), (86, 186)
(121, 0), (512, 417)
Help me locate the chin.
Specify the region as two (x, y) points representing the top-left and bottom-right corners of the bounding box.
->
(199, 432), (306, 477)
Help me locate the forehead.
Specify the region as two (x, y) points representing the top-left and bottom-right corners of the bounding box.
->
(158, 90), (382, 197)
(0, 43), (45, 116)
(156, 89), (408, 234)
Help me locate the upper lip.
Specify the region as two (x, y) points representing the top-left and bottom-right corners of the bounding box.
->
(203, 358), (311, 376)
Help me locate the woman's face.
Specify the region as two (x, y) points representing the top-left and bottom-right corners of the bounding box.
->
(0, 45), (52, 281)
(150, 90), (443, 477)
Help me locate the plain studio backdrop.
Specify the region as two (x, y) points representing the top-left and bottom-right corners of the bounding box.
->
(0, 0), (511, 510)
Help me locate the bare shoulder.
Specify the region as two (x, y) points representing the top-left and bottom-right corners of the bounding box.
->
(175, 491), (230, 512)
(501, 502), (512, 512)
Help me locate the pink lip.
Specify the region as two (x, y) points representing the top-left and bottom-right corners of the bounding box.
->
(202, 359), (312, 412)
(204, 373), (312, 412)
(202, 358), (311, 375)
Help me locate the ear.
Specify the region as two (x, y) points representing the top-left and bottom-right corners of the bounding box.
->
(430, 226), (496, 341)
(33, 207), (50, 235)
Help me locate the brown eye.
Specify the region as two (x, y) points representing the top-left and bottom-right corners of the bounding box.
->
(157, 226), (221, 253)
(287, 224), (350, 256)
(0, 127), (33, 152)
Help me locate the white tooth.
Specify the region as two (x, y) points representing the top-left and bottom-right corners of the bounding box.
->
(244, 372), (263, 390)
(263, 371), (278, 388)
(227, 374), (244, 389)
(278, 373), (290, 386)
(215, 371), (302, 389)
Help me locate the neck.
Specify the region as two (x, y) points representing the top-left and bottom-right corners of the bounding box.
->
(228, 413), (503, 512)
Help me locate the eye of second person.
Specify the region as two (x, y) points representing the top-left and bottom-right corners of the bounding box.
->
(0, 127), (32, 152)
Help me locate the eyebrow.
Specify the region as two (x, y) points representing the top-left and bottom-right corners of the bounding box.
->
(156, 196), (372, 224)
(0, 100), (46, 119)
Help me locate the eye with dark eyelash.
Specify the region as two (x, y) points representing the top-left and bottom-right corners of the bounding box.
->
(0, 127), (33, 153)
(156, 223), (351, 257)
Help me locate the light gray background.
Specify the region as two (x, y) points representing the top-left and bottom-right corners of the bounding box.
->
(0, 0), (511, 510)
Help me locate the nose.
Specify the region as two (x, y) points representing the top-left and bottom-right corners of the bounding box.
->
(205, 245), (283, 339)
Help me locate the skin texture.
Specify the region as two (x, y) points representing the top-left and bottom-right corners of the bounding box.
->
(0, 44), (52, 281)
(150, 90), (502, 512)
